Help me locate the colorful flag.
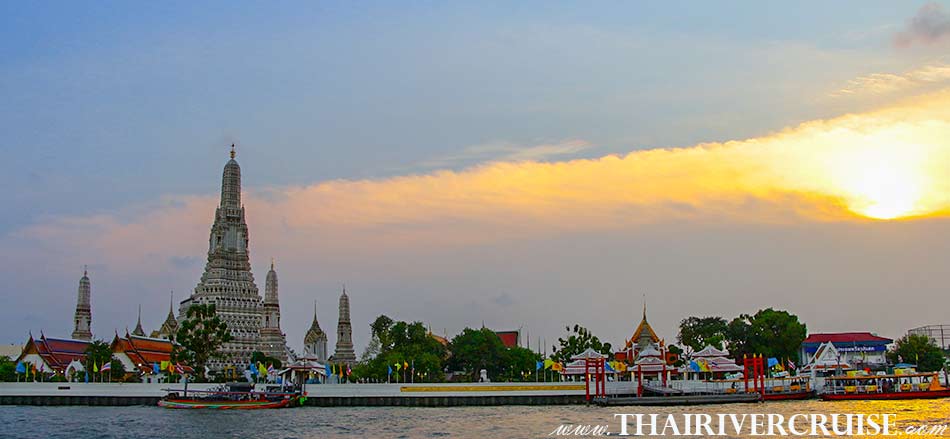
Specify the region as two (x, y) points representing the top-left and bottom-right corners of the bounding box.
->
(767, 357), (779, 368)
(100, 362), (111, 372)
(787, 359), (796, 370)
(153, 363), (161, 374)
(93, 362), (99, 373)
(15, 362), (25, 374)
(267, 364), (275, 375)
(543, 359), (554, 369)
(551, 362), (564, 372)
(325, 363), (332, 377)
(536, 361), (543, 371)
(161, 360), (170, 372)
(605, 362), (616, 373)
(387, 365), (393, 376)
(395, 362), (402, 371)
(403, 361), (409, 370)
(346, 365), (352, 376)
(338, 364), (344, 378)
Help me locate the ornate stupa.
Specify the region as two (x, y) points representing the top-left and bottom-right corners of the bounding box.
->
(331, 287), (356, 365)
(71, 268), (93, 341)
(181, 145), (265, 370)
(132, 305), (146, 337)
(303, 301), (328, 362)
(259, 259), (289, 363)
(152, 291), (179, 340)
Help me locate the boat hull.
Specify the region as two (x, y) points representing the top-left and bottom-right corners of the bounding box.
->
(822, 389), (950, 401)
(764, 391), (815, 401)
(158, 398), (294, 409)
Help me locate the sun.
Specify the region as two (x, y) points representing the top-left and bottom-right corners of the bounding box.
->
(830, 142), (928, 220)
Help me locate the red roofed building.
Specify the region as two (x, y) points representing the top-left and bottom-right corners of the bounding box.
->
(800, 332), (892, 369)
(17, 334), (90, 374)
(111, 332), (175, 377)
(494, 330), (520, 349)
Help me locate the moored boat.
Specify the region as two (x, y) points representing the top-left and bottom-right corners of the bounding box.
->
(821, 371), (950, 401)
(158, 383), (302, 409)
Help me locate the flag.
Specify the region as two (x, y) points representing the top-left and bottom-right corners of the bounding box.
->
(543, 359), (554, 369)
(605, 362), (616, 373)
(536, 361), (543, 371)
(338, 364), (344, 378)
(689, 360), (701, 372)
(787, 359), (796, 370)
(84, 370), (89, 383)
(15, 362), (25, 374)
(767, 357), (779, 368)
(153, 363), (160, 374)
(161, 361), (170, 372)
(267, 364), (275, 375)
(346, 365), (352, 376)
(387, 365), (393, 376)
(325, 363), (331, 377)
(698, 359), (711, 372)
(175, 363), (186, 374)
(101, 362), (111, 372)
(395, 362), (402, 371)
(551, 362), (564, 372)
(257, 362), (267, 377)
(403, 361), (409, 370)
(93, 362), (99, 373)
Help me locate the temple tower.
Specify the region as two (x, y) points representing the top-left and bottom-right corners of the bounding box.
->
(332, 287), (356, 364)
(303, 301), (328, 362)
(183, 145), (264, 370)
(71, 268), (92, 341)
(152, 291), (179, 340)
(132, 305), (146, 336)
(259, 259), (289, 363)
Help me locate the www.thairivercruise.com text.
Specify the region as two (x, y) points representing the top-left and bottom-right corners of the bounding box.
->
(549, 414), (948, 436)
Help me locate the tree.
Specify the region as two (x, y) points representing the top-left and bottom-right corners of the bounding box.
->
(174, 303), (232, 380)
(0, 358), (16, 382)
(677, 316), (728, 353)
(249, 351), (282, 370)
(551, 325), (612, 363)
(888, 334), (946, 372)
(447, 328), (508, 381)
(84, 340), (112, 377)
(725, 309), (806, 361)
(502, 346), (541, 382)
(354, 316), (448, 383)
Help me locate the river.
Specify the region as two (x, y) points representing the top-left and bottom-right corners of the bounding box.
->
(3, 399), (950, 438)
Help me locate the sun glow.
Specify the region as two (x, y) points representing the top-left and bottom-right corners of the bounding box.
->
(828, 143), (931, 220)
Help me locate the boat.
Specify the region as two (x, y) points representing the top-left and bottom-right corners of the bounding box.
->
(593, 392), (760, 406)
(158, 382), (302, 409)
(821, 371), (950, 401)
(708, 377), (816, 401)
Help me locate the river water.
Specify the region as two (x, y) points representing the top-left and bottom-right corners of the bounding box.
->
(3, 400), (949, 438)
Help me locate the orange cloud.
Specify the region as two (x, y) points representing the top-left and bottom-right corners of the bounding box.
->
(11, 89), (950, 274)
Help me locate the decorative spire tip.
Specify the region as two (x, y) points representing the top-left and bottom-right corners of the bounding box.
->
(230, 143), (236, 159)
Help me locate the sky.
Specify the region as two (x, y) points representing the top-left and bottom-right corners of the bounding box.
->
(3, 1), (950, 355)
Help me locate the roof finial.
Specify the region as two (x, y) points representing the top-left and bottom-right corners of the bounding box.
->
(271, 257), (275, 271)
(83, 264), (88, 277)
(230, 143), (236, 159)
(642, 294), (647, 320)
(314, 300), (318, 318)
(169, 290), (174, 311)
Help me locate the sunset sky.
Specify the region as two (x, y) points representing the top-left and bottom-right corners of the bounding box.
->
(3, 1), (950, 354)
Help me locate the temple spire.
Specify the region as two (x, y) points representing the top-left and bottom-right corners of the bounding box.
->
(230, 143), (236, 159)
(71, 268), (92, 341)
(132, 304), (145, 336)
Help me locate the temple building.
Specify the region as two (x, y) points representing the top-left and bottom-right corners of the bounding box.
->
(111, 331), (175, 376)
(302, 301), (328, 362)
(179, 145), (288, 370)
(624, 303), (660, 354)
(17, 334), (89, 374)
(151, 292), (179, 340)
(331, 287), (357, 365)
(71, 269), (92, 341)
(259, 260), (290, 363)
(132, 305), (146, 337)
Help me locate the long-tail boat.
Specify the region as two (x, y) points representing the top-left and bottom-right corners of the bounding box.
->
(158, 383), (302, 409)
(822, 371), (950, 401)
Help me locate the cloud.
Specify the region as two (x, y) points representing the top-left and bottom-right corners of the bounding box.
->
(894, 2), (950, 48)
(831, 62), (950, 97)
(418, 140), (593, 169)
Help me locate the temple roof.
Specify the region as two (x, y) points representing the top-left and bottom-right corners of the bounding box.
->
(693, 345), (730, 358)
(304, 302), (327, 343)
(625, 303), (660, 349)
(18, 334), (90, 371)
(132, 305), (145, 337)
(111, 333), (175, 373)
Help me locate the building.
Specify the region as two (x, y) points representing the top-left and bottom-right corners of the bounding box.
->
(110, 332), (175, 376)
(619, 303), (660, 361)
(494, 330), (520, 349)
(179, 145), (288, 371)
(150, 291), (179, 340)
(17, 334), (89, 374)
(302, 301), (328, 362)
(132, 305), (146, 337)
(908, 324), (950, 351)
(799, 332), (892, 369)
(259, 260), (290, 363)
(331, 287), (357, 365)
(71, 269), (92, 341)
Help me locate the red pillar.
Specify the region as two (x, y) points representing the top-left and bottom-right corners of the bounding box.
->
(584, 358), (591, 401)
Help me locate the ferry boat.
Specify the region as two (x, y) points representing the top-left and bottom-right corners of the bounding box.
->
(713, 377), (816, 401)
(821, 371), (950, 401)
(158, 382), (302, 409)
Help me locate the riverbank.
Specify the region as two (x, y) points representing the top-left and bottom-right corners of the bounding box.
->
(0, 382), (632, 407)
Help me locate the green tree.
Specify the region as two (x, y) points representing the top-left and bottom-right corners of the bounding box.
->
(725, 309), (806, 361)
(502, 346), (542, 382)
(0, 358), (16, 382)
(84, 340), (112, 377)
(447, 328), (508, 381)
(677, 316), (728, 353)
(354, 316), (447, 383)
(249, 351), (282, 369)
(551, 325), (612, 363)
(174, 303), (232, 380)
(666, 344), (685, 367)
(887, 334), (946, 372)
